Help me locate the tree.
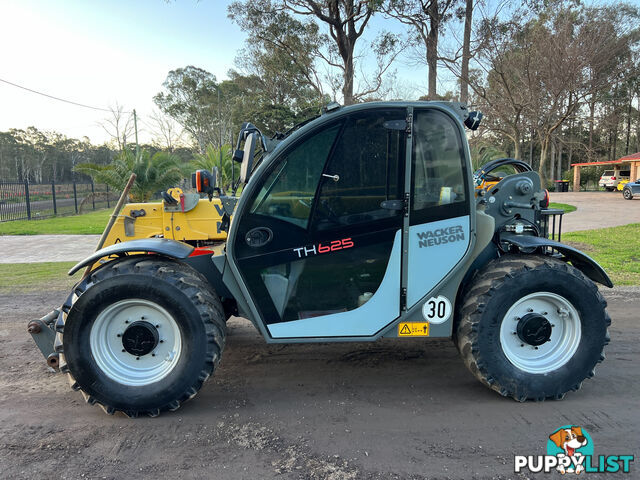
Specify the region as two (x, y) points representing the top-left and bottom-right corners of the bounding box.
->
(459, 0), (473, 103)
(100, 103), (134, 151)
(148, 109), (185, 152)
(74, 149), (185, 202)
(384, 0), (458, 100)
(229, 0), (400, 105)
(153, 66), (221, 153)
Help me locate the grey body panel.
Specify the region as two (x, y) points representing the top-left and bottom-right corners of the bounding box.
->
(384, 208), (495, 338)
(68, 238), (194, 275)
(500, 233), (613, 288)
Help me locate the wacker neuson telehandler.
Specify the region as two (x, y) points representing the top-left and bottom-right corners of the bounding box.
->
(28, 101), (612, 417)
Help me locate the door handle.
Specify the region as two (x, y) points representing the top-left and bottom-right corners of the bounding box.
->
(322, 174), (340, 182)
(380, 199), (403, 211)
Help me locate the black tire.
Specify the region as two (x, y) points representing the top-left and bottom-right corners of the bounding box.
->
(623, 188), (633, 200)
(455, 254), (610, 401)
(57, 256), (226, 417)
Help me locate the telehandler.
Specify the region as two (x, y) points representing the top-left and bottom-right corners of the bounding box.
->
(28, 101), (612, 417)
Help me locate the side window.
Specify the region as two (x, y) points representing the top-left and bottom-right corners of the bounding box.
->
(313, 110), (405, 230)
(250, 124), (341, 229)
(411, 110), (469, 223)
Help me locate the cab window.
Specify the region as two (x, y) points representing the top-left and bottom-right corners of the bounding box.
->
(411, 109), (469, 224)
(313, 110), (405, 231)
(250, 124), (341, 229)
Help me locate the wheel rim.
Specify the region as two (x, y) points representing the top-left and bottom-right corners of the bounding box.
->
(90, 299), (182, 386)
(499, 292), (581, 374)
(624, 190), (631, 199)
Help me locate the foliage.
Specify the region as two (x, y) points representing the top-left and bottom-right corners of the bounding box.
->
(564, 223), (640, 285)
(74, 149), (185, 202)
(228, 0), (400, 105)
(191, 144), (234, 190)
(468, 141), (508, 171)
(0, 262), (77, 293)
(0, 209), (111, 235)
(548, 202), (576, 213)
(469, 2), (640, 187)
(0, 127), (113, 183)
(153, 66), (222, 153)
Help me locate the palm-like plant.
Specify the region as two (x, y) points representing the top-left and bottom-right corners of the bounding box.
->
(75, 149), (185, 202)
(191, 144), (233, 191)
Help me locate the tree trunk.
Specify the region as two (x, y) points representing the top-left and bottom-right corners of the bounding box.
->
(625, 92), (632, 155)
(343, 53), (355, 105)
(588, 97), (595, 159)
(538, 135), (549, 188)
(426, 0), (439, 100)
(529, 127), (534, 166)
(550, 138), (556, 182)
(513, 132), (521, 161)
(460, 0), (473, 104)
(556, 140), (562, 181)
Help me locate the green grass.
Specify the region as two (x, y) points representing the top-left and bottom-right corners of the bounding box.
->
(549, 202), (577, 213)
(0, 262), (77, 293)
(564, 223), (640, 286)
(0, 209), (110, 235)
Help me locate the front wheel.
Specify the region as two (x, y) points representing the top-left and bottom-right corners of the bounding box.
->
(456, 255), (610, 401)
(59, 256), (226, 417)
(623, 188), (633, 200)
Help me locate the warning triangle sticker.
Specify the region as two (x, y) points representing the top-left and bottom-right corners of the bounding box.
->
(400, 324), (411, 335)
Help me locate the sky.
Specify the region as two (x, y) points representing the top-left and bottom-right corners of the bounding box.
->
(0, 0), (442, 145)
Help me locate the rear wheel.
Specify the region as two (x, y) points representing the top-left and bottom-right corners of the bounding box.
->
(456, 255), (610, 401)
(623, 188), (633, 200)
(58, 256), (226, 417)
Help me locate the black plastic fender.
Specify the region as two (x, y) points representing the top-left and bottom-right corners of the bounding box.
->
(500, 233), (613, 288)
(67, 238), (194, 275)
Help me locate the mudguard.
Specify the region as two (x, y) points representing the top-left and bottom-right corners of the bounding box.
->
(67, 238), (194, 275)
(500, 233), (613, 288)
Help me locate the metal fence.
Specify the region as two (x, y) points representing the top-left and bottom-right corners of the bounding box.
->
(0, 181), (118, 222)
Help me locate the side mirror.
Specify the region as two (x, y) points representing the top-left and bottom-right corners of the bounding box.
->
(239, 133), (257, 184)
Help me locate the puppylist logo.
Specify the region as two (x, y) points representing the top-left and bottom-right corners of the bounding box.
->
(514, 425), (634, 474)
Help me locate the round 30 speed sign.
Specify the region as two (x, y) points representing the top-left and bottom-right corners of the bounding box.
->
(421, 295), (452, 324)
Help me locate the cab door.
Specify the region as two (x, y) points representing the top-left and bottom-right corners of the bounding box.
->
(406, 108), (472, 309)
(230, 108), (406, 339)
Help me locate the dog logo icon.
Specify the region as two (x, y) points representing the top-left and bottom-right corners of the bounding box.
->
(547, 426), (593, 474)
(515, 425), (634, 474)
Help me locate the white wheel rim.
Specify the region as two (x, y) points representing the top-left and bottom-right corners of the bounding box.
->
(499, 292), (581, 374)
(90, 299), (182, 386)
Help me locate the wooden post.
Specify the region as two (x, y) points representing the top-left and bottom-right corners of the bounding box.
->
(630, 162), (639, 182)
(573, 166), (581, 192)
(81, 174), (137, 279)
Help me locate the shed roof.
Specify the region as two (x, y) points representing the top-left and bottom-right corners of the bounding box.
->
(571, 152), (640, 167)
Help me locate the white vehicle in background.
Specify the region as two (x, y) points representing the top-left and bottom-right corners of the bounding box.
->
(599, 170), (630, 191)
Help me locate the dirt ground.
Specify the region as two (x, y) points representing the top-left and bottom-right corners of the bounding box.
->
(0, 287), (638, 480)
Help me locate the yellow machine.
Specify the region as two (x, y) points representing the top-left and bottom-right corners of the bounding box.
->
(474, 158), (533, 195)
(617, 180), (629, 191)
(103, 187), (229, 249)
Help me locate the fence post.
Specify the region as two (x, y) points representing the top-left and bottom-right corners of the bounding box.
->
(91, 181), (96, 210)
(73, 181), (78, 214)
(106, 184), (110, 208)
(24, 180), (31, 220)
(51, 181), (57, 215)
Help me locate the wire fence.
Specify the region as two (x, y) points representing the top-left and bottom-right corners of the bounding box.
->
(0, 181), (118, 222)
